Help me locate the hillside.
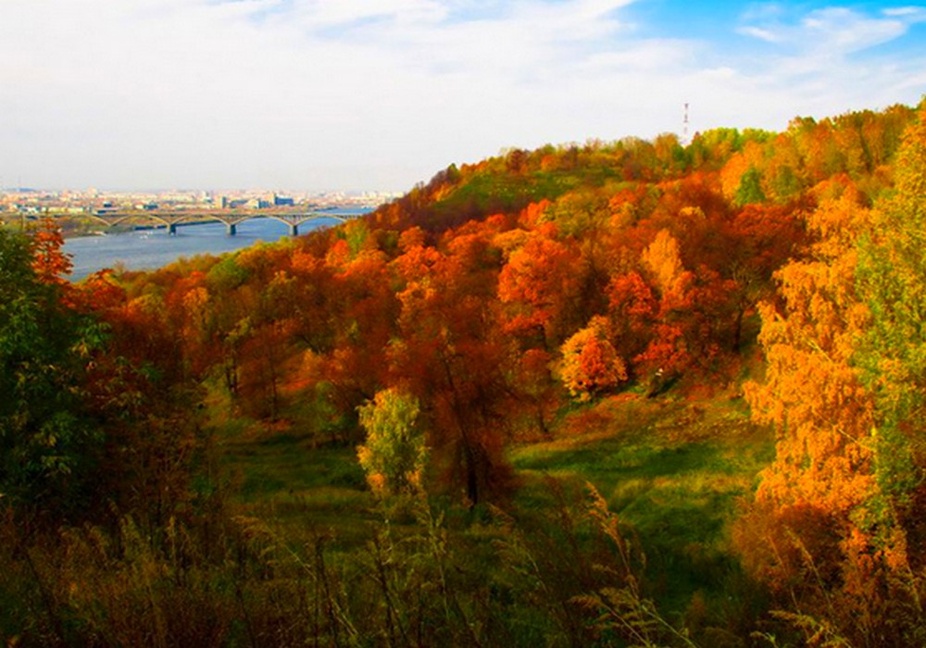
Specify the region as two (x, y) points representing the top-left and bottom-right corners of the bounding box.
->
(1, 99), (925, 646)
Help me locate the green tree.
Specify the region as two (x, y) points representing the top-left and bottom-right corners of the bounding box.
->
(733, 166), (766, 206)
(357, 389), (427, 496)
(856, 103), (926, 532)
(0, 227), (101, 516)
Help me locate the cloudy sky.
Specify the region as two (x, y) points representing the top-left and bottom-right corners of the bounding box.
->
(2, 1), (924, 192)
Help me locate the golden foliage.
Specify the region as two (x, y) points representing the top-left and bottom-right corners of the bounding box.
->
(559, 316), (628, 402)
(745, 188), (876, 516)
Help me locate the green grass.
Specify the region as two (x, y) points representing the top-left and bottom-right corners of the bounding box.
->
(211, 385), (776, 621)
(213, 414), (378, 550)
(509, 393), (775, 614)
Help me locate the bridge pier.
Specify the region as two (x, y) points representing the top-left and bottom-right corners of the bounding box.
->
(289, 223), (299, 236)
(226, 222), (237, 236)
(167, 223), (177, 236)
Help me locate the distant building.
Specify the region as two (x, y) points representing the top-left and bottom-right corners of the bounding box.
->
(273, 194), (295, 207)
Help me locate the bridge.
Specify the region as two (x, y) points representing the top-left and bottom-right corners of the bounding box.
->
(0, 208), (368, 236)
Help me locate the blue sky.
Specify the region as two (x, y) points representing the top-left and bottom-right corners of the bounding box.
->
(1, 0), (924, 192)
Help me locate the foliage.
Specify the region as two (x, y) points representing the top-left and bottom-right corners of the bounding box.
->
(559, 315), (628, 401)
(735, 184), (881, 639)
(0, 226), (102, 518)
(856, 104), (926, 529)
(357, 388), (427, 496)
(737, 104), (926, 646)
(3, 100), (925, 646)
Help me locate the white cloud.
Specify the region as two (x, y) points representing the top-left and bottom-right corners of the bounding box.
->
(738, 5), (921, 55)
(1, 1), (924, 191)
(736, 26), (782, 43)
(801, 8), (906, 52)
(882, 6), (926, 19)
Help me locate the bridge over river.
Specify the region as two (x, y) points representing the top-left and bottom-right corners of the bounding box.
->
(1, 208), (369, 236)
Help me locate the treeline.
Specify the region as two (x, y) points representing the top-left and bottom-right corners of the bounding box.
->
(373, 103), (913, 233)
(1, 99), (925, 646)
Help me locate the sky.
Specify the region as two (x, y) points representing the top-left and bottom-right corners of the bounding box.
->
(2, 0), (925, 193)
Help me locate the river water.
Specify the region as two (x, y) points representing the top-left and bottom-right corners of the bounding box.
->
(63, 211), (368, 281)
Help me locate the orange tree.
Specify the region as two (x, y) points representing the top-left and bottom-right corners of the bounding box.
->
(388, 225), (517, 505)
(735, 181), (876, 635)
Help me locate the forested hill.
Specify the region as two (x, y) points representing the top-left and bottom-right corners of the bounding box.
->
(2, 99), (926, 646)
(371, 102), (914, 233)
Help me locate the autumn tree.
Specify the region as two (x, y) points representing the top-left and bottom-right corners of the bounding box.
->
(73, 272), (210, 530)
(722, 202), (807, 351)
(606, 271), (658, 369)
(498, 227), (584, 348)
(745, 185), (875, 509)
(735, 182), (889, 642)
(389, 226), (516, 505)
(763, 132), (806, 202)
(632, 229), (694, 378)
(29, 219), (74, 289)
(736, 104), (926, 647)
(315, 246), (399, 426)
(720, 141), (766, 205)
(559, 316), (627, 402)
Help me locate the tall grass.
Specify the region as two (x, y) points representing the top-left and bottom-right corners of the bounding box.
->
(1, 391), (778, 647)
(0, 484), (707, 647)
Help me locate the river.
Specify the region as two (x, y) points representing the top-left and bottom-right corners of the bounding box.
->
(63, 211), (369, 281)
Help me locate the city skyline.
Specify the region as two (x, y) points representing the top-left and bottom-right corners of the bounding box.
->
(2, 0), (925, 193)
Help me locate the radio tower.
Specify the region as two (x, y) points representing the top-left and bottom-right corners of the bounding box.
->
(683, 102), (690, 144)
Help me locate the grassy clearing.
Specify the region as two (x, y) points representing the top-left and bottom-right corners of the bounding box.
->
(510, 391), (774, 616)
(210, 405), (377, 551)
(211, 385), (775, 624)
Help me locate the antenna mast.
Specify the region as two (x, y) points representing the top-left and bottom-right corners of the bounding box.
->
(683, 102), (690, 144)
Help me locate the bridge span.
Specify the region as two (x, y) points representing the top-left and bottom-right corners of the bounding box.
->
(0, 209), (367, 236)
